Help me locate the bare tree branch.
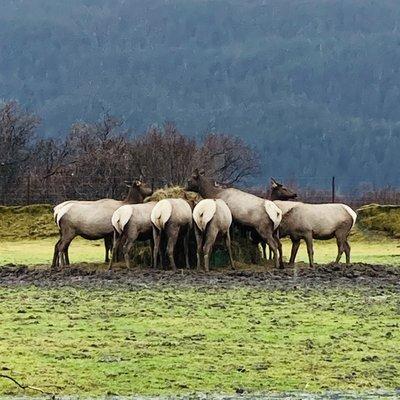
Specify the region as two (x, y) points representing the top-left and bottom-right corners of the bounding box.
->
(0, 373), (56, 398)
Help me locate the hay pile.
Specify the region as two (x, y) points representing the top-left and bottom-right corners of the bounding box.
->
(0, 204), (57, 240)
(357, 204), (400, 238)
(145, 186), (201, 203)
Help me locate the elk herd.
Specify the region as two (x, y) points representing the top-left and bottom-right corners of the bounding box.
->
(52, 170), (357, 271)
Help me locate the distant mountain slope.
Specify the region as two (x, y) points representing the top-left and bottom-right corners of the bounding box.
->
(1, 0), (400, 187)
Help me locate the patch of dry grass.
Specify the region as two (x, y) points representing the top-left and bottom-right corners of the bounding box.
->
(0, 204), (57, 240)
(357, 204), (400, 238)
(145, 186), (201, 203)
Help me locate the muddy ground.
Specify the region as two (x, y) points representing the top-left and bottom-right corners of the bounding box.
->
(0, 262), (398, 290)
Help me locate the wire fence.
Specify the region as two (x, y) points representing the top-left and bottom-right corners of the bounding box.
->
(1, 174), (400, 209)
(253, 175), (400, 208)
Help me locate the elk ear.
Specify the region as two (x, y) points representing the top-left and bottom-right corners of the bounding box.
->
(139, 166), (147, 180)
(134, 180), (142, 186)
(192, 168), (199, 178)
(270, 178), (279, 188)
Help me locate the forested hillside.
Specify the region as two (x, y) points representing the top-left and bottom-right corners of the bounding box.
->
(1, 0), (400, 188)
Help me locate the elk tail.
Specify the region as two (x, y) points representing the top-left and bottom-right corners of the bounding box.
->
(55, 203), (75, 228)
(193, 199), (216, 231)
(151, 199), (172, 230)
(342, 204), (357, 228)
(264, 200), (282, 230)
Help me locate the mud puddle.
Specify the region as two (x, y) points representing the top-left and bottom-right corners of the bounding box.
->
(0, 262), (398, 290)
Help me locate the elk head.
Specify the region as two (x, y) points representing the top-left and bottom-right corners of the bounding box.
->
(270, 177), (297, 201)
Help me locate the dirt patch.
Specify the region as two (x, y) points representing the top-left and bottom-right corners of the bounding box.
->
(0, 262), (398, 290)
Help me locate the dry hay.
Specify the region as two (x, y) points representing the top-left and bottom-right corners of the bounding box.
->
(357, 203), (400, 238)
(145, 186), (201, 203)
(0, 204), (57, 240)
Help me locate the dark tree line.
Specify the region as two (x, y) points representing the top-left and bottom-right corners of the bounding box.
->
(2, 0), (400, 186)
(0, 101), (260, 205)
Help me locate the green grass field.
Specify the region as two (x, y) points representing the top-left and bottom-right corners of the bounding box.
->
(1, 204), (400, 397)
(0, 285), (399, 396)
(1, 233), (400, 266)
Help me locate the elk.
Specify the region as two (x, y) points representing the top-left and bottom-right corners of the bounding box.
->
(53, 199), (113, 261)
(52, 180), (152, 268)
(193, 199), (234, 272)
(109, 202), (157, 269)
(271, 181), (357, 266)
(151, 198), (192, 270)
(186, 169), (283, 268)
(260, 178), (298, 259)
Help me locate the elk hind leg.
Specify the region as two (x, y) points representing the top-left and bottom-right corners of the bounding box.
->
(166, 226), (179, 271)
(104, 235), (113, 263)
(289, 238), (301, 265)
(335, 237), (345, 263)
(344, 240), (351, 264)
(256, 224), (279, 268)
(203, 228), (218, 272)
(183, 225), (190, 269)
(304, 234), (315, 268)
(194, 226), (203, 270)
(57, 229), (75, 268)
(109, 230), (120, 270)
(123, 239), (136, 269)
(52, 238), (61, 269)
(152, 228), (161, 269)
(225, 230), (235, 270)
(274, 230), (283, 268)
(335, 226), (350, 264)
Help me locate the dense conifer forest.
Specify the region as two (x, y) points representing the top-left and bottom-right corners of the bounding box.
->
(1, 0), (400, 188)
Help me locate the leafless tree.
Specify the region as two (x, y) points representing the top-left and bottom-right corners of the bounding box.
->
(28, 138), (71, 202)
(130, 122), (197, 188)
(198, 133), (260, 185)
(0, 101), (40, 203)
(65, 113), (130, 199)
(0, 104), (262, 205)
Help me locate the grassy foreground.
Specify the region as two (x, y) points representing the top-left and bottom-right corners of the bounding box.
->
(0, 285), (399, 396)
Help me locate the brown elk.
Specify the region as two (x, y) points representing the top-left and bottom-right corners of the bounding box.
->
(151, 198), (193, 270)
(186, 170), (283, 268)
(193, 198), (234, 272)
(270, 179), (357, 266)
(52, 180), (152, 268)
(109, 202), (157, 269)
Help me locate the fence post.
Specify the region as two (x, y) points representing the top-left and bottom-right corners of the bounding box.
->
(331, 176), (335, 203)
(26, 173), (31, 205)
